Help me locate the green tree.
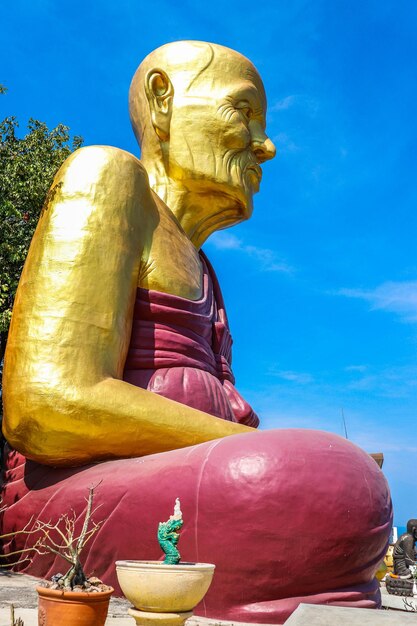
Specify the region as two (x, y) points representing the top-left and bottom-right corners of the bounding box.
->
(0, 85), (82, 413)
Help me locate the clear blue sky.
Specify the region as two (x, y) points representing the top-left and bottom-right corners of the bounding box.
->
(2, 0), (416, 526)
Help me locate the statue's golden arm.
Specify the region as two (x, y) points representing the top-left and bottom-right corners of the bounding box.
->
(2, 146), (252, 467)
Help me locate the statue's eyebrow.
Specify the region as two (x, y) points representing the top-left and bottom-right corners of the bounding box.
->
(229, 84), (267, 126)
(229, 83), (266, 112)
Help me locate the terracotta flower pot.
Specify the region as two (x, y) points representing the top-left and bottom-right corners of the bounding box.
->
(37, 585), (113, 626)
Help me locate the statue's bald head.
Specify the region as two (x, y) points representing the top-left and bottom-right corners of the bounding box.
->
(129, 41), (264, 148)
(129, 41), (275, 227)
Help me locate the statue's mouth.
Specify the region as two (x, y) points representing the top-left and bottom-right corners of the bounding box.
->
(245, 164), (262, 191)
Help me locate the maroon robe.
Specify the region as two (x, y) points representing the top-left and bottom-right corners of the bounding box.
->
(0, 254), (392, 624)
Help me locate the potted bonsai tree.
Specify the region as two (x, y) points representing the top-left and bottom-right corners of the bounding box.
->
(34, 484), (113, 626)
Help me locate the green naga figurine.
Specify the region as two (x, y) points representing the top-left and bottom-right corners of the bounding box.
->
(158, 498), (184, 564)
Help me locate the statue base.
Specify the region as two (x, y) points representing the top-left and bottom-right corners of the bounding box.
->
(128, 608), (193, 626)
(386, 575), (414, 597)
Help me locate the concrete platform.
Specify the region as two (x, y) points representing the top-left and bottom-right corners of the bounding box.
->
(285, 603), (417, 624)
(3, 572), (417, 625)
(381, 585), (417, 612)
(0, 571), (134, 624)
(0, 572), (266, 625)
(0, 608), (134, 625)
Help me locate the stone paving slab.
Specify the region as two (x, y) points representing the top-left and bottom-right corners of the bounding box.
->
(0, 607), (272, 626)
(381, 586), (417, 612)
(4, 572), (417, 625)
(0, 607), (135, 625)
(285, 603), (417, 625)
(0, 572), (272, 626)
(0, 573), (266, 625)
(0, 571), (134, 623)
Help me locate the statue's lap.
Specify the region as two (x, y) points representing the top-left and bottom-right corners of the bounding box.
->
(1, 428), (392, 624)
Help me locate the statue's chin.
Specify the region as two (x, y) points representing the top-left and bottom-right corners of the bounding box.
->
(237, 194), (254, 221)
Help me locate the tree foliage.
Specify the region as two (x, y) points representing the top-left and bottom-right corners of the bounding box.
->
(0, 88), (82, 363)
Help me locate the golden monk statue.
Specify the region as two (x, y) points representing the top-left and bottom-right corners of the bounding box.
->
(2, 42), (391, 624)
(3, 41), (272, 464)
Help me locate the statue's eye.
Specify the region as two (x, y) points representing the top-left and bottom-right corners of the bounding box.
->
(236, 102), (252, 121)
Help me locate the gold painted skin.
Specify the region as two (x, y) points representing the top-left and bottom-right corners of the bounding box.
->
(2, 42), (276, 466)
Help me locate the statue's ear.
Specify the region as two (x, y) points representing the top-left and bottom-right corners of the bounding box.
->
(145, 69), (174, 142)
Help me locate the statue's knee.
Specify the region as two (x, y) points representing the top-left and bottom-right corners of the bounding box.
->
(198, 429), (390, 524)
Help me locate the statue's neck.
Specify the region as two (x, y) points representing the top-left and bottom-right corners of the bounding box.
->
(143, 159), (239, 250)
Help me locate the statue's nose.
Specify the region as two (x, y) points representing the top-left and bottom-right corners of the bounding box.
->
(250, 123), (276, 163)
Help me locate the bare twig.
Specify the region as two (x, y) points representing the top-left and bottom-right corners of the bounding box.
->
(10, 605), (24, 626)
(403, 597), (417, 612)
(0, 516), (38, 540)
(33, 484), (103, 589)
(0, 486), (103, 588)
(0, 510), (43, 569)
(76, 486), (94, 554)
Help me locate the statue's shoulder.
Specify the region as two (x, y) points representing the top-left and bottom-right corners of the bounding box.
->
(36, 145), (156, 246)
(59, 145), (149, 187)
(47, 145), (155, 227)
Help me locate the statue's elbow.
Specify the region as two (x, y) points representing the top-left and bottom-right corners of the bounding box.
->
(2, 380), (69, 459)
